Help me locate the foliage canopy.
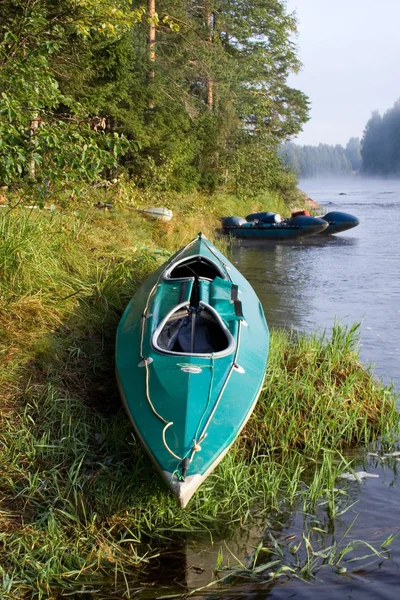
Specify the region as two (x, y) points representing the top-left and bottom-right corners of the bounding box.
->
(0, 0), (310, 195)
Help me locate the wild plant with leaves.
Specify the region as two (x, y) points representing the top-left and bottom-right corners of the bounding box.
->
(0, 0), (139, 185)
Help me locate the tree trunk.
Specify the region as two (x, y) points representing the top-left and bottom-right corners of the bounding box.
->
(29, 114), (39, 179)
(148, 0), (156, 108)
(205, 3), (213, 111)
(148, 0), (156, 66)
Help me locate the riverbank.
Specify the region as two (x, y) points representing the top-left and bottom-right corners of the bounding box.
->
(0, 189), (398, 598)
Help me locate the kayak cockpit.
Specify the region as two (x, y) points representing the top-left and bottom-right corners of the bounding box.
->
(154, 253), (239, 356)
(164, 255), (226, 281)
(153, 302), (235, 356)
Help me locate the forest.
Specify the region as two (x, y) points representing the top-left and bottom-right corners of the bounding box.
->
(0, 0), (310, 200)
(361, 99), (400, 176)
(281, 138), (361, 178)
(282, 97), (400, 179)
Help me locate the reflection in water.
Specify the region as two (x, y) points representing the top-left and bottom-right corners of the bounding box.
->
(67, 458), (400, 600)
(183, 452), (400, 600)
(232, 236), (360, 334)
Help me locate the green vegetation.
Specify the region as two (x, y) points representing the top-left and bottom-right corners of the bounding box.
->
(0, 198), (398, 598)
(245, 323), (398, 455)
(0, 0), (137, 185)
(0, 0), (308, 198)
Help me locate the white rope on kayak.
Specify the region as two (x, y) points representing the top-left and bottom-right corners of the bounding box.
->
(188, 353), (215, 460)
(140, 291), (185, 462)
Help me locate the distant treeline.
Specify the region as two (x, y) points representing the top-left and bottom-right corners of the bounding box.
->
(280, 139), (361, 178)
(361, 100), (400, 175)
(282, 98), (400, 178)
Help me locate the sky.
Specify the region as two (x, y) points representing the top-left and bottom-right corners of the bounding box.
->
(285, 0), (400, 146)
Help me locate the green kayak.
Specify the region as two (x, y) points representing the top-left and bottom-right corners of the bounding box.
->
(116, 233), (269, 507)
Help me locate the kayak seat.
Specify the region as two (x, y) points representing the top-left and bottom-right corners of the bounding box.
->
(154, 306), (233, 355)
(199, 279), (211, 303)
(152, 279), (194, 322)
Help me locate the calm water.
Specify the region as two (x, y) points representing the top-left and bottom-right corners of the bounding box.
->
(218, 177), (400, 599)
(232, 177), (400, 391)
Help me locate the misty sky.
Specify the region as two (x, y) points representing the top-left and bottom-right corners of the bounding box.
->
(286, 0), (400, 146)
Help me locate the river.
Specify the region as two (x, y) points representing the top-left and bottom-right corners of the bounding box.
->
(223, 177), (400, 600)
(232, 177), (400, 391)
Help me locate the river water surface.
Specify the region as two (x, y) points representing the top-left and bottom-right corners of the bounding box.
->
(232, 177), (400, 391)
(221, 177), (400, 600)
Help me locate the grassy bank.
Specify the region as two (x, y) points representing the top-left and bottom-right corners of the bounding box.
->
(0, 190), (399, 598)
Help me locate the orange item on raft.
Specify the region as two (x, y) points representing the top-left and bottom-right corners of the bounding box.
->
(291, 210), (310, 217)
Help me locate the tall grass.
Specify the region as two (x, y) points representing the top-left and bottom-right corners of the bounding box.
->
(244, 324), (398, 455)
(0, 193), (399, 598)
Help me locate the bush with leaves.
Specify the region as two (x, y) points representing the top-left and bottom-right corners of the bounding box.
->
(0, 0), (139, 185)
